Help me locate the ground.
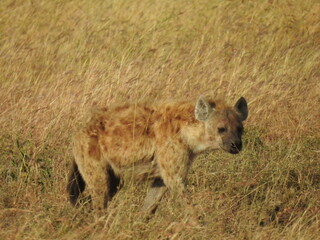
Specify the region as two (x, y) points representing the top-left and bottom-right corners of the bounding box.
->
(0, 0), (319, 239)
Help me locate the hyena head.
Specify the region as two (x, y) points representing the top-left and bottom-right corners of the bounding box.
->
(195, 96), (248, 154)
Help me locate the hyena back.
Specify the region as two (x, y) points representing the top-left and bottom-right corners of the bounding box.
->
(67, 96), (248, 212)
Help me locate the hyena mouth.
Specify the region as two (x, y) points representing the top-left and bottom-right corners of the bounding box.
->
(221, 142), (242, 154)
(229, 148), (241, 154)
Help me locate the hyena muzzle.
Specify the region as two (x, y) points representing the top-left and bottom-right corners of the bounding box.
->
(67, 96), (248, 213)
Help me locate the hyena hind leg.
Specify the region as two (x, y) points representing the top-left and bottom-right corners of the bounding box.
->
(87, 165), (122, 213)
(142, 177), (167, 214)
(75, 161), (111, 212)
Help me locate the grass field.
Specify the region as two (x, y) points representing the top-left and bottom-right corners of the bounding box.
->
(0, 0), (320, 239)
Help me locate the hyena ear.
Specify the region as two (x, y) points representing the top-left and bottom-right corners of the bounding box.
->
(195, 96), (213, 121)
(234, 97), (248, 121)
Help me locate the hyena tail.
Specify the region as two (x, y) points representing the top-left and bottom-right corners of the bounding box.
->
(67, 160), (86, 206)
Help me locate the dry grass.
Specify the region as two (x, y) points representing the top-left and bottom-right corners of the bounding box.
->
(0, 0), (319, 239)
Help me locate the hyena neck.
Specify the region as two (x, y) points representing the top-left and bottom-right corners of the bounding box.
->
(181, 123), (219, 155)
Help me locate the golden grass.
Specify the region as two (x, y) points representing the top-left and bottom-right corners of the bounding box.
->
(0, 0), (319, 239)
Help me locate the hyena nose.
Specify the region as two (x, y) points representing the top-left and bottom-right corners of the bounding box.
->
(230, 141), (242, 154)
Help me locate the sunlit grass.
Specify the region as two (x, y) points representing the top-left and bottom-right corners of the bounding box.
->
(0, 0), (319, 239)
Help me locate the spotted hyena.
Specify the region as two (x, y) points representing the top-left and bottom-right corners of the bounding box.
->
(67, 96), (248, 213)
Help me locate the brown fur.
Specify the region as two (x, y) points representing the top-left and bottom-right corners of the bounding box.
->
(67, 96), (248, 212)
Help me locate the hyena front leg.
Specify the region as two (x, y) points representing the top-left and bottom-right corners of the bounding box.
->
(142, 177), (167, 213)
(155, 141), (199, 223)
(141, 140), (189, 214)
(156, 140), (191, 196)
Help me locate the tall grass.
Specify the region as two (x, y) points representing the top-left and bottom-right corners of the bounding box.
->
(0, 0), (319, 239)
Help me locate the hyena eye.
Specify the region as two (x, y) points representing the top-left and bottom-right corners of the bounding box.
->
(218, 127), (227, 134)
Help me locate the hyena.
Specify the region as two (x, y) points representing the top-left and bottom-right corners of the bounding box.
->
(67, 96), (248, 213)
